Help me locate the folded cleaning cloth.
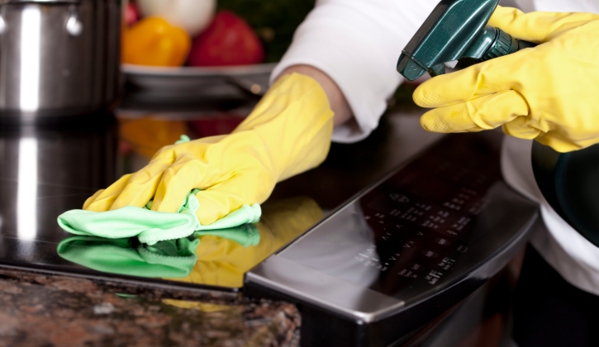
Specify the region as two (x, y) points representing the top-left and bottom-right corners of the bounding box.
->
(57, 221), (261, 278)
(57, 188), (261, 245)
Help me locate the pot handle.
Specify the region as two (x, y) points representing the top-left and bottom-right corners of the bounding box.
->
(0, 0), (81, 4)
(0, 1), (83, 37)
(65, 4), (82, 36)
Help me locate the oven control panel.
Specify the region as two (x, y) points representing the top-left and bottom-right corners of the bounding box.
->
(245, 132), (538, 328)
(356, 134), (501, 296)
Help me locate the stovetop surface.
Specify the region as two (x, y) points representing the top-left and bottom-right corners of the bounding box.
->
(0, 97), (443, 293)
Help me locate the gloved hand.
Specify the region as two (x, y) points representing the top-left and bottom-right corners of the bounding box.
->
(84, 73), (333, 225)
(413, 6), (599, 152)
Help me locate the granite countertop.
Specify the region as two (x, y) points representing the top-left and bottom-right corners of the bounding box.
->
(0, 268), (300, 347)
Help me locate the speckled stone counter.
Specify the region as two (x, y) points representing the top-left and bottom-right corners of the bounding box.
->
(0, 268), (300, 347)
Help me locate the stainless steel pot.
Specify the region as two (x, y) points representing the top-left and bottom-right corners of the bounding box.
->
(0, 0), (122, 121)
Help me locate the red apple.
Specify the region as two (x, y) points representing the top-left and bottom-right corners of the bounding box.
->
(187, 11), (265, 67)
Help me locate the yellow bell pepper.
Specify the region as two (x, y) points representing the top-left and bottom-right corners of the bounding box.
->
(122, 16), (191, 67)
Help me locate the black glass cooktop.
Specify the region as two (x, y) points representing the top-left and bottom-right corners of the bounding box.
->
(0, 105), (539, 347)
(0, 105), (443, 295)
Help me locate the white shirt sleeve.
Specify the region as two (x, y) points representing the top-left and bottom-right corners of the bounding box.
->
(514, 0), (599, 13)
(270, 0), (438, 143)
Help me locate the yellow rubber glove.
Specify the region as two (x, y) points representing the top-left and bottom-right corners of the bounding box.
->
(413, 6), (599, 153)
(84, 73), (333, 225)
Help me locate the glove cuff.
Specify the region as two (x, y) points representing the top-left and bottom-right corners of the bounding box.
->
(233, 72), (335, 181)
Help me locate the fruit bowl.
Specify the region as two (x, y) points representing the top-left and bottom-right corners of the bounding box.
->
(122, 63), (276, 96)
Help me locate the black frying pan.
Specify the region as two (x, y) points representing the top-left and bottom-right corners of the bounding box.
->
(531, 142), (599, 247)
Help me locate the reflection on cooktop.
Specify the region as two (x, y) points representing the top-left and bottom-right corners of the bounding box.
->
(0, 114), (119, 188)
(0, 106), (440, 293)
(53, 196), (321, 288)
(0, 114), (118, 265)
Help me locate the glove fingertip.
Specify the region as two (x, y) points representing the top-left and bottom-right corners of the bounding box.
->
(413, 83), (436, 108)
(82, 189), (105, 210)
(152, 185), (195, 214)
(488, 6), (523, 28)
(420, 111), (452, 133)
(111, 189), (153, 210)
(413, 79), (462, 108)
(198, 211), (219, 226)
(194, 192), (244, 226)
(150, 196), (186, 213)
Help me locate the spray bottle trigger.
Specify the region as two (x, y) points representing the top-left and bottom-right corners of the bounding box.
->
(429, 64), (446, 77)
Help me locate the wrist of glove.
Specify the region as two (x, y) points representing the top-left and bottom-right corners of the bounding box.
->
(84, 73), (334, 225)
(413, 6), (599, 153)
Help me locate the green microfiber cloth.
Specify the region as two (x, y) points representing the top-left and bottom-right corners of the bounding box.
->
(57, 236), (200, 278)
(56, 221), (261, 278)
(57, 189), (261, 245)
